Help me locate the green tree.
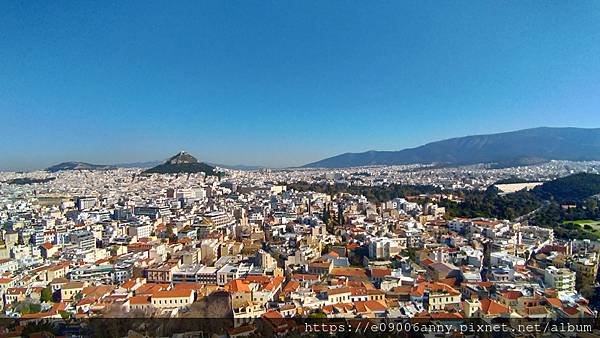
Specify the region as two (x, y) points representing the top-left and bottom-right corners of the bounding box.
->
(308, 311), (327, 319)
(30, 303), (41, 313)
(402, 248), (417, 262)
(17, 303), (31, 314)
(337, 203), (345, 225)
(585, 198), (598, 212)
(17, 302), (41, 314)
(40, 287), (53, 303)
(322, 205), (330, 224)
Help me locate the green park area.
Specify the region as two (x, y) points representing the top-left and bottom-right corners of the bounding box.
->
(563, 219), (600, 238)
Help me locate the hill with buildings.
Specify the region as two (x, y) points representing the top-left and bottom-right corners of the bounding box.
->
(142, 151), (218, 175)
(304, 127), (600, 168)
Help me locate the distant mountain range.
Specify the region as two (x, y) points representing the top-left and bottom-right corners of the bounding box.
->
(142, 151), (218, 176)
(46, 157), (262, 172)
(304, 127), (600, 168)
(46, 162), (115, 172)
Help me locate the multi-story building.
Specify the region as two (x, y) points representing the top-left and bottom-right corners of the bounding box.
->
(544, 266), (576, 293)
(151, 289), (194, 309)
(410, 282), (462, 311)
(69, 230), (96, 251)
(69, 265), (114, 283)
(368, 237), (401, 260)
(217, 263), (253, 286)
(146, 263), (178, 283)
(172, 264), (204, 284)
(203, 211), (234, 227)
(572, 254), (599, 293)
(197, 266), (218, 284)
(128, 223), (152, 240)
(77, 197), (97, 211)
(134, 206), (171, 220)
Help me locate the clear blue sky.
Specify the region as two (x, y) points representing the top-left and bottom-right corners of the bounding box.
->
(1, 1), (600, 171)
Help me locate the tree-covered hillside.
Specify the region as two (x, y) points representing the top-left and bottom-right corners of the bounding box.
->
(533, 173), (600, 203)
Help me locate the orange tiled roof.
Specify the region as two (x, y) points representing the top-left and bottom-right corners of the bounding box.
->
(153, 289), (193, 299)
(243, 275), (271, 284)
(135, 283), (168, 296)
(354, 300), (387, 313)
(51, 302), (68, 312)
(121, 279), (139, 290)
(291, 273), (319, 281)
(561, 306), (579, 316)
(331, 267), (368, 279)
(328, 287), (351, 295)
(224, 279), (251, 293)
(431, 311), (463, 319)
(76, 297), (97, 307)
(82, 285), (115, 298)
(441, 277), (458, 287)
(129, 295), (151, 305)
(262, 310), (284, 319)
(411, 281), (461, 297)
(282, 280), (300, 294)
(420, 258), (435, 266)
(349, 287), (367, 296)
(501, 290), (523, 300)
(227, 324), (256, 336)
(20, 311), (58, 319)
(369, 268), (391, 278)
(263, 276), (285, 292)
(346, 243), (360, 250)
(480, 299), (510, 315)
(322, 302), (353, 314)
(50, 277), (68, 285)
(40, 242), (53, 250)
(545, 297), (562, 308)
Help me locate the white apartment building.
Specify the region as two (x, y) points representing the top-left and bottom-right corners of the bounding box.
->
(368, 237), (402, 260)
(544, 266), (576, 293)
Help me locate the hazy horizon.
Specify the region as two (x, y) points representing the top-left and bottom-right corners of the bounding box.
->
(2, 2), (600, 171)
(2, 125), (599, 172)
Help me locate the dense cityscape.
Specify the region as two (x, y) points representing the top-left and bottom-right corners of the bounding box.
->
(0, 152), (600, 336)
(3, 2), (600, 336)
